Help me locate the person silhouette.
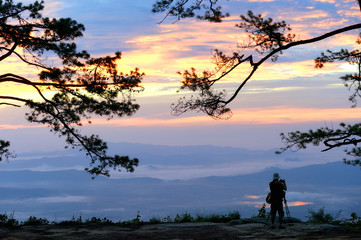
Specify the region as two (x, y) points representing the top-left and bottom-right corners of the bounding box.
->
(269, 172), (287, 229)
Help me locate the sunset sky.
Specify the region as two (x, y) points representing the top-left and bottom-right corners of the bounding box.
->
(0, 0), (361, 221)
(1, 0), (361, 153)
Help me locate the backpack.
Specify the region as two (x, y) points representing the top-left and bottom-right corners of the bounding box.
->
(266, 192), (272, 204)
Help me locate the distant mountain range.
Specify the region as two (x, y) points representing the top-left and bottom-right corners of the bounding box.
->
(2, 142), (345, 179)
(0, 142), (358, 222)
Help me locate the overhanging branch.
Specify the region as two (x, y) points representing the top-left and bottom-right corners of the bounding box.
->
(223, 23), (361, 106)
(0, 73), (139, 89)
(0, 42), (18, 62)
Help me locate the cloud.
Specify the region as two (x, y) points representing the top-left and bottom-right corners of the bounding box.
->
(36, 195), (91, 203)
(110, 160), (276, 180)
(230, 107), (361, 124)
(310, 18), (350, 29)
(0, 195), (91, 204)
(244, 195), (262, 199)
(43, 1), (65, 17)
(237, 201), (262, 206)
(0, 124), (44, 130)
(314, 0), (335, 3)
(80, 208), (126, 214)
(235, 200), (310, 209)
(248, 0), (275, 2)
(292, 10), (329, 21)
(251, 60), (325, 81)
(120, 19), (249, 82)
(0, 0), (359, 153)
(82, 106), (361, 127)
(288, 201), (313, 207)
(284, 157), (301, 162)
(286, 191), (326, 200)
(337, 8), (361, 18)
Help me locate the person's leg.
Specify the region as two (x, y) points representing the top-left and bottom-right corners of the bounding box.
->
(270, 204), (276, 228)
(278, 203), (285, 228)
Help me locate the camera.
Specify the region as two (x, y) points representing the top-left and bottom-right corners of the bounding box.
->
(279, 179), (285, 183)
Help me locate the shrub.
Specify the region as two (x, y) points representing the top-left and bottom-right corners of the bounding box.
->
(0, 214), (8, 223)
(227, 210), (241, 220)
(84, 217), (114, 225)
(58, 215), (83, 226)
(344, 212), (361, 232)
(131, 211), (142, 224)
(174, 212), (193, 223)
(195, 213), (222, 223)
(0, 213), (19, 229)
(256, 204), (267, 218)
(162, 216), (172, 223)
(195, 211), (240, 223)
(149, 217), (162, 224)
(307, 207), (341, 224)
(22, 216), (49, 226)
(122, 211), (143, 228)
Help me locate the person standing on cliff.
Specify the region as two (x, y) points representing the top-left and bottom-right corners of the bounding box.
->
(269, 172), (287, 229)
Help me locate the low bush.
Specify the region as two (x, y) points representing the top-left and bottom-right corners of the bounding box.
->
(84, 217), (114, 225)
(195, 210), (241, 223)
(343, 212), (361, 232)
(0, 213), (19, 229)
(58, 216), (83, 226)
(227, 210), (241, 220)
(195, 213), (223, 223)
(254, 203), (268, 219)
(22, 216), (49, 226)
(174, 212), (193, 223)
(149, 217), (162, 224)
(122, 211), (143, 228)
(307, 207), (341, 224)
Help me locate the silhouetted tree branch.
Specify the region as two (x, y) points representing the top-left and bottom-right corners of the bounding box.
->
(0, 0), (144, 177)
(171, 10), (361, 119)
(278, 37), (361, 166)
(152, 0), (230, 23)
(315, 46), (361, 108)
(155, 0), (361, 166)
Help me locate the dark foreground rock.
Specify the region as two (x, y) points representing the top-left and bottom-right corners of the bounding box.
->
(0, 222), (360, 239)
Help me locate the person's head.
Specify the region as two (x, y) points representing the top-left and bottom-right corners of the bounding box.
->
(273, 172), (280, 180)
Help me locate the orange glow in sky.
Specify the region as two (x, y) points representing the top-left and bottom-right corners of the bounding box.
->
(245, 195), (261, 200)
(73, 106), (361, 128)
(288, 201), (314, 207)
(1, 1), (361, 222)
(1, 0), (360, 147)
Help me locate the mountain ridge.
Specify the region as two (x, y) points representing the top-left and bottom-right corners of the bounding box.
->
(0, 142), (357, 221)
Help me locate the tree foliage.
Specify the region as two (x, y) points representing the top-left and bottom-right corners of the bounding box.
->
(152, 0), (230, 23)
(278, 38), (361, 167)
(315, 44), (361, 108)
(154, 0), (361, 166)
(0, 140), (11, 161)
(0, 0), (144, 177)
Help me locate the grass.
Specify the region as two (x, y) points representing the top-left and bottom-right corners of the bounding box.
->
(0, 210), (241, 229)
(195, 211), (241, 223)
(146, 210), (241, 224)
(0, 207), (359, 232)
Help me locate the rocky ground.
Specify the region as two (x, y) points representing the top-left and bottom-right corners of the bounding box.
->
(0, 222), (360, 239)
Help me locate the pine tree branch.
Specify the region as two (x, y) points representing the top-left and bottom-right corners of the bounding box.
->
(224, 23), (361, 105)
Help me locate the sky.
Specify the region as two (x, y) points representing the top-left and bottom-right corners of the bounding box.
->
(0, 0), (361, 221)
(1, 0), (361, 153)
